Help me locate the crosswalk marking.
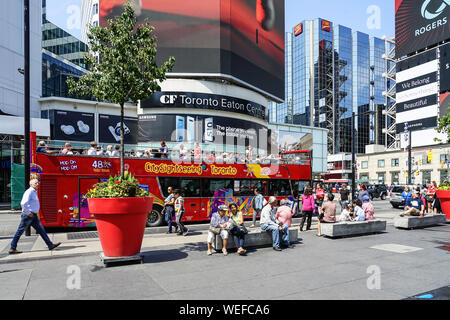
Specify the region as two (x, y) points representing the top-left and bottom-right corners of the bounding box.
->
(370, 243), (423, 253)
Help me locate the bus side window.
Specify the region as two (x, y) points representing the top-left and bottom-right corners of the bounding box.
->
(180, 179), (200, 198)
(269, 180), (291, 197)
(201, 179), (213, 198)
(203, 179), (234, 197)
(158, 177), (181, 197)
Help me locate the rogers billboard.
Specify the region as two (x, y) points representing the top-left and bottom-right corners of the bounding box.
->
(99, 0), (285, 101)
(396, 0), (450, 58)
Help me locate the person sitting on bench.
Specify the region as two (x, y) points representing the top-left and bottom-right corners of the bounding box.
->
(401, 191), (425, 217)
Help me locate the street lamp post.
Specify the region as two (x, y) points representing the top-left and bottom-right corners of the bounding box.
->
(351, 110), (376, 201)
(24, 0), (31, 236)
(351, 112), (356, 201)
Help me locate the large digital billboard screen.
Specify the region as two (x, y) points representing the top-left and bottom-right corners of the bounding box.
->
(50, 110), (95, 142)
(98, 114), (138, 145)
(395, 50), (439, 133)
(99, 0), (285, 101)
(395, 0), (450, 58)
(138, 114), (268, 151)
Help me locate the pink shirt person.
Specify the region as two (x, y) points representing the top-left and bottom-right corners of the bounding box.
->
(362, 201), (374, 220)
(276, 200), (293, 227)
(301, 194), (315, 211)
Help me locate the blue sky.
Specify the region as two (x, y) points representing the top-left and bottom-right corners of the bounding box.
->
(46, 0), (395, 41)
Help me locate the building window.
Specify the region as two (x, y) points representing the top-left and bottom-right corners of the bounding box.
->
(391, 172), (399, 185)
(378, 160), (385, 168)
(440, 170), (448, 184)
(422, 171), (432, 185)
(391, 158), (399, 167)
(360, 174), (369, 182)
(361, 161), (368, 169)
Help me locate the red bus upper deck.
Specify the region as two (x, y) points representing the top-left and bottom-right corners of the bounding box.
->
(33, 151), (312, 228)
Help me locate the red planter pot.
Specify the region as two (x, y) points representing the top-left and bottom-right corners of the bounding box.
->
(87, 197), (153, 257)
(436, 190), (450, 221)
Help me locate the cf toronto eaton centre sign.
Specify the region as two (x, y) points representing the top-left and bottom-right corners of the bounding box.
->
(141, 92), (268, 121)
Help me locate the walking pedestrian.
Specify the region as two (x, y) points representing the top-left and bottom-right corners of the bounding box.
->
(173, 189), (188, 236)
(9, 179), (61, 254)
(357, 184), (370, 203)
(164, 187), (176, 234)
(250, 188), (264, 228)
(339, 184), (350, 211)
(300, 187), (315, 231)
(315, 183), (325, 210)
(426, 181), (437, 213)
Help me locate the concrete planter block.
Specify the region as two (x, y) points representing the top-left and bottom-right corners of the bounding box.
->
(212, 227), (299, 250)
(393, 214), (446, 229)
(320, 220), (387, 238)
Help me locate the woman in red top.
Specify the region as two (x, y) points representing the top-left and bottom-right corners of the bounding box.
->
(426, 181), (437, 213)
(315, 184), (325, 211)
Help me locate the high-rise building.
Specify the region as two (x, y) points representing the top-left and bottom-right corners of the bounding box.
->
(269, 18), (394, 155)
(42, 19), (89, 69)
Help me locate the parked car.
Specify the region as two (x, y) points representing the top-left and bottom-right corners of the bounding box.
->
(390, 186), (406, 209)
(367, 184), (388, 200)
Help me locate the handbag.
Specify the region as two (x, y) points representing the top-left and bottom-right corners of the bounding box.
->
(235, 225), (248, 236)
(209, 227), (221, 235)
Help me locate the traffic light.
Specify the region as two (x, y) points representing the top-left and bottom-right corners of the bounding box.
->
(442, 160), (445, 169)
(415, 170), (419, 176)
(419, 158), (422, 166)
(427, 151), (433, 163)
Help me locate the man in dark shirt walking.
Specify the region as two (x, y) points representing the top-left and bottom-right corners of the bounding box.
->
(339, 184), (350, 211)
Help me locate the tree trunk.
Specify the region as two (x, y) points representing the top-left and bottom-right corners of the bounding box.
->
(120, 102), (125, 178)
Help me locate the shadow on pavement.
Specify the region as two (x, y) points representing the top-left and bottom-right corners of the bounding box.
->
(141, 249), (189, 264)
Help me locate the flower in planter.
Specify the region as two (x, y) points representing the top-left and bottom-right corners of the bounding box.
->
(84, 171), (149, 199)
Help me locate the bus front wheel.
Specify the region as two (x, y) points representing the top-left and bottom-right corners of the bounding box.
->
(146, 206), (163, 227)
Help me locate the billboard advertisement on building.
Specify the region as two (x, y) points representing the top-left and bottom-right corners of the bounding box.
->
(395, 50), (439, 133)
(440, 42), (450, 92)
(138, 114), (268, 150)
(99, 0), (285, 101)
(50, 110), (95, 142)
(395, 0), (450, 58)
(277, 131), (313, 153)
(98, 114), (138, 145)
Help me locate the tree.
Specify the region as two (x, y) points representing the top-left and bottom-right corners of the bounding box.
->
(436, 112), (450, 143)
(68, 1), (175, 177)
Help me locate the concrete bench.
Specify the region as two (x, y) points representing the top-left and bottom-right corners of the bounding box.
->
(393, 214), (446, 229)
(320, 220), (387, 238)
(211, 227), (299, 250)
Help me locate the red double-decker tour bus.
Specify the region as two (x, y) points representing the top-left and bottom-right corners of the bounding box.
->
(32, 150), (312, 228)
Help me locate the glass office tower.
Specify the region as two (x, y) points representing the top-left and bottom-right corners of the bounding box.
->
(271, 19), (394, 155)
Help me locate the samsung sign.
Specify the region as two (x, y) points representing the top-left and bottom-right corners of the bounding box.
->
(141, 92), (268, 121)
(396, 0), (450, 58)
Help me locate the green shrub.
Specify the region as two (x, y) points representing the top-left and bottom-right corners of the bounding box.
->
(84, 171), (149, 198)
(437, 182), (450, 191)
